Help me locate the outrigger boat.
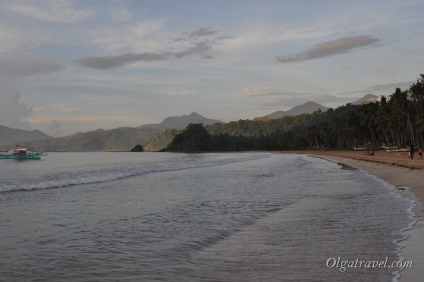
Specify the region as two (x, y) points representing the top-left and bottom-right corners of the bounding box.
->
(381, 146), (409, 152)
(0, 146), (47, 160)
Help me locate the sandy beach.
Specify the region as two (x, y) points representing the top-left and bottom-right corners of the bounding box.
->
(281, 150), (423, 281)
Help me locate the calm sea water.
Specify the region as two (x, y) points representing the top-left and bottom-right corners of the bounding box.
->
(0, 152), (414, 281)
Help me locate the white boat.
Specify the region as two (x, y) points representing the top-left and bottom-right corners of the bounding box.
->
(353, 146), (367, 151)
(381, 146), (409, 152)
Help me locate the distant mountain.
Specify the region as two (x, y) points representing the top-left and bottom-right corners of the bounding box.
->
(0, 125), (52, 147)
(261, 101), (329, 120)
(0, 113), (222, 151)
(0, 127), (162, 152)
(141, 112), (223, 129)
(352, 94), (379, 105)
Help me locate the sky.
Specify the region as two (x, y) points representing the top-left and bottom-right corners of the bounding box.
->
(0, 0), (423, 136)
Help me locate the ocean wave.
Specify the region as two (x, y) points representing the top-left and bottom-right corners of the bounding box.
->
(0, 154), (269, 193)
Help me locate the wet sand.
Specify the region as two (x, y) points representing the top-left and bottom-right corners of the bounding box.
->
(279, 150), (424, 281)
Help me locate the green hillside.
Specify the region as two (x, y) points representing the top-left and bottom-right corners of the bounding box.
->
(165, 74), (424, 152)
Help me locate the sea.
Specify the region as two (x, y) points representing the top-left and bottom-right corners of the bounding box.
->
(0, 152), (416, 281)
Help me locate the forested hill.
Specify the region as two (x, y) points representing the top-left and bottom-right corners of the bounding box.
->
(162, 105), (358, 152)
(0, 126), (52, 147)
(205, 105), (356, 137)
(164, 74), (424, 152)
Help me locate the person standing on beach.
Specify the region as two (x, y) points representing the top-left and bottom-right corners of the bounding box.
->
(418, 146), (423, 160)
(410, 144), (415, 159)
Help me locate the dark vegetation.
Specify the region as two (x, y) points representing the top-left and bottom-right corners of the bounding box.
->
(165, 75), (424, 152)
(130, 144), (144, 152)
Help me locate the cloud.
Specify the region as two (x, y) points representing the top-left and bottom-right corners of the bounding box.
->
(187, 28), (217, 38)
(0, 89), (32, 130)
(3, 0), (93, 23)
(276, 35), (381, 63)
(76, 43), (211, 69)
(76, 28), (227, 69)
(374, 67), (396, 75)
(108, 1), (134, 23)
(173, 28), (218, 42)
(48, 119), (63, 136)
(339, 81), (414, 96)
(52, 103), (77, 112)
(0, 57), (64, 78)
(32, 103), (77, 114)
(237, 85), (280, 94)
(49, 120), (62, 130)
(367, 81), (413, 93)
(89, 20), (166, 53)
(0, 22), (53, 53)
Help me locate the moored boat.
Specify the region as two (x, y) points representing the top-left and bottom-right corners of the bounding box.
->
(381, 146), (409, 152)
(0, 147), (47, 160)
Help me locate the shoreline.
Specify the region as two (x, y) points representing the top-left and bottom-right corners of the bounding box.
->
(278, 150), (423, 281)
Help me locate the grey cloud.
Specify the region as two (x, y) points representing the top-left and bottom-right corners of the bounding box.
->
(76, 40), (214, 70)
(49, 120), (62, 131)
(186, 28), (217, 38)
(340, 81), (414, 96)
(49, 119), (63, 136)
(76, 52), (169, 70)
(76, 27), (229, 70)
(173, 27), (218, 42)
(367, 81), (413, 92)
(0, 57), (64, 78)
(0, 89), (32, 130)
(276, 35), (381, 63)
(172, 41), (212, 58)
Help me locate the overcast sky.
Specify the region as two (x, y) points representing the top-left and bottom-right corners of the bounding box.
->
(0, 0), (423, 136)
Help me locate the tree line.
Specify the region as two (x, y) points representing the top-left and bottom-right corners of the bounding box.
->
(164, 75), (424, 152)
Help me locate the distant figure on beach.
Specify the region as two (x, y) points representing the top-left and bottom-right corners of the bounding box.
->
(418, 146), (423, 159)
(410, 144), (415, 159)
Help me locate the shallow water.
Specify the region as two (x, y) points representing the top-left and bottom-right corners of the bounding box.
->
(0, 152), (414, 281)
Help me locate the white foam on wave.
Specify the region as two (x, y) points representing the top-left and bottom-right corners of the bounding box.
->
(326, 161), (417, 282)
(0, 154), (269, 193)
(305, 156), (417, 282)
